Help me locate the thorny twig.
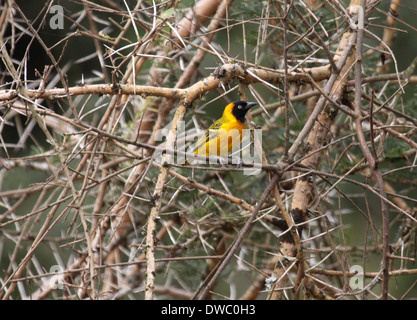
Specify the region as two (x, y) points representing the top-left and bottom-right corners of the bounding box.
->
(1, 0), (416, 301)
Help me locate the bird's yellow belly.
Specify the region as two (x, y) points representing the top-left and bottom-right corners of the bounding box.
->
(195, 124), (245, 157)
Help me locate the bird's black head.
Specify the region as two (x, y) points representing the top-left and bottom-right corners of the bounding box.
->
(231, 101), (257, 123)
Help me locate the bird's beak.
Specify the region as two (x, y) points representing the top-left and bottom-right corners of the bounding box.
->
(245, 102), (257, 110)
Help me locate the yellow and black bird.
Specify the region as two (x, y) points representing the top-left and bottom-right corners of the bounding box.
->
(190, 100), (257, 164)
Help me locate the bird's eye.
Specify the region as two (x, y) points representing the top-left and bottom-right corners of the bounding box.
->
(238, 105), (242, 109)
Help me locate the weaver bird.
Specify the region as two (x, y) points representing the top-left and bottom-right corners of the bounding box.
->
(189, 100), (257, 165)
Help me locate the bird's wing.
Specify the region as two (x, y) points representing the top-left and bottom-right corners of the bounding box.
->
(192, 119), (223, 152)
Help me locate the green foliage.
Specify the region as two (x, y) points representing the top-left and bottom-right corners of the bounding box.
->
(2, 0), (417, 301)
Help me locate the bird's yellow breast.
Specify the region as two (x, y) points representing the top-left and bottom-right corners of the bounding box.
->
(194, 113), (246, 157)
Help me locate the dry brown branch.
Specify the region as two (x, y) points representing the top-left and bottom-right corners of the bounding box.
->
(170, 0), (225, 48)
(269, 0), (380, 300)
(1, 0), (416, 301)
(376, 0), (403, 73)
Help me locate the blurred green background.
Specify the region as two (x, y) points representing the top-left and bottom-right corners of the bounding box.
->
(1, 0), (417, 299)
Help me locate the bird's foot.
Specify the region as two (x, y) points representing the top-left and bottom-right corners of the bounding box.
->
(215, 156), (242, 168)
(216, 156), (226, 166)
(233, 156), (242, 168)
